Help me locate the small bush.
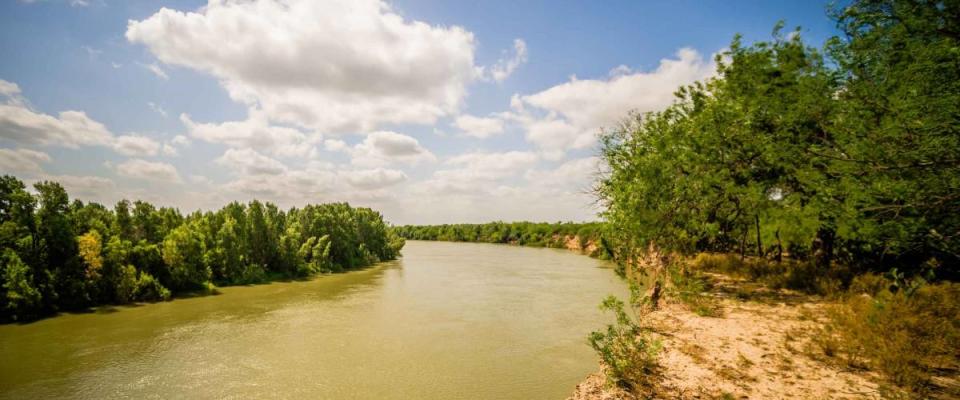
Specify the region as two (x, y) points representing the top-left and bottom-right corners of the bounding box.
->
(135, 271), (171, 301)
(236, 264), (267, 284)
(588, 294), (660, 391)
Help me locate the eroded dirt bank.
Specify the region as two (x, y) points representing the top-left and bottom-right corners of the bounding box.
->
(569, 272), (883, 400)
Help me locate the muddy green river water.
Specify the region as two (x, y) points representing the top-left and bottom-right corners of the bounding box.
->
(0, 240), (628, 399)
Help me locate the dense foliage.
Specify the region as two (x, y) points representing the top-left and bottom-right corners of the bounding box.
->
(394, 221), (608, 253)
(597, 0), (959, 281)
(0, 175), (404, 321)
(593, 0), (960, 394)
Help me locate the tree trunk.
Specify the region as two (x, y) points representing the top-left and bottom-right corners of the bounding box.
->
(645, 280), (662, 311)
(740, 229), (747, 261)
(813, 226), (835, 269)
(775, 228), (783, 263)
(755, 214), (763, 258)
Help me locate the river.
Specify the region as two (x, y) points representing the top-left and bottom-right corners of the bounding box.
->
(0, 241), (628, 399)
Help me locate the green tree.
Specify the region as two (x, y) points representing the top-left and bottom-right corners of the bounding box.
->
(1, 249), (41, 320)
(162, 223), (210, 291)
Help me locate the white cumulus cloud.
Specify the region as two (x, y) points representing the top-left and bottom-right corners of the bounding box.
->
(505, 48), (715, 158)
(344, 131), (436, 167)
(342, 168), (407, 189)
(215, 148), (288, 176)
(0, 80), (114, 148)
(453, 114), (504, 138)
(113, 159), (181, 183)
(127, 0), (479, 132)
(0, 148), (51, 176)
(487, 38), (528, 82)
(112, 134), (161, 156)
(180, 111), (320, 158)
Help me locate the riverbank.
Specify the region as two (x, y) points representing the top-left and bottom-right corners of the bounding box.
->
(569, 271), (882, 399)
(392, 222), (607, 258)
(570, 271), (960, 400)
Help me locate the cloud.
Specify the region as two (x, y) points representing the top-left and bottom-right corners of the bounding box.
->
(0, 79), (176, 159)
(345, 131), (435, 167)
(215, 148), (288, 176)
(42, 175), (115, 202)
(148, 102), (167, 117)
(170, 134), (190, 147)
(525, 156), (600, 190)
(161, 143), (178, 157)
(19, 0), (91, 6)
(487, 39), (528, 82)
(127, 0), (479, 132)
(221, 163), (337, 200)
(0, 80), (21, 97)
(446, 151), (539, 180)
(453, 114), (504, 138)
(323, 139), (348, 152)
(112, 134), (161, 156)
(0, 103), (114, 148)
(81, 45), (101, 59)
(113, 159), (181, 183)
(505, 48), (715, 157)
(140, 62), (169, 80)
(180, 111), (319, 157)
(415, 151), (538, 195)
(189, 174), (211, 185)
(0, 148), (50, 176)
(342, 168), (407, 189)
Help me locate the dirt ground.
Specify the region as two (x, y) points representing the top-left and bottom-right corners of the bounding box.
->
(569, 272), (885, 400)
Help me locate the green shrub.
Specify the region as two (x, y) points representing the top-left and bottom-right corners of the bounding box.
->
(135, 271), (171, 301)
(588, 293), (660, 391)
(236, 264), (267, 285)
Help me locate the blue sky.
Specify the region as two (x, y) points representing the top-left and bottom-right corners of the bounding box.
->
(0, 0), (840, 224)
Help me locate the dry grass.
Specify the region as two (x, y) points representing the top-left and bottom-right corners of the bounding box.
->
(690, 253), (845, 296)
(818, 281), (960, 398)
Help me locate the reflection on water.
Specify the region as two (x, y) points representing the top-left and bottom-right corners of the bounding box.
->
(0, 241), (628, 399)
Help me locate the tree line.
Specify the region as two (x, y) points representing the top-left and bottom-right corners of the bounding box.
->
(597, 0), (959, 281)
(0, 175), (405, 321)
(394, 222), (608, 253)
